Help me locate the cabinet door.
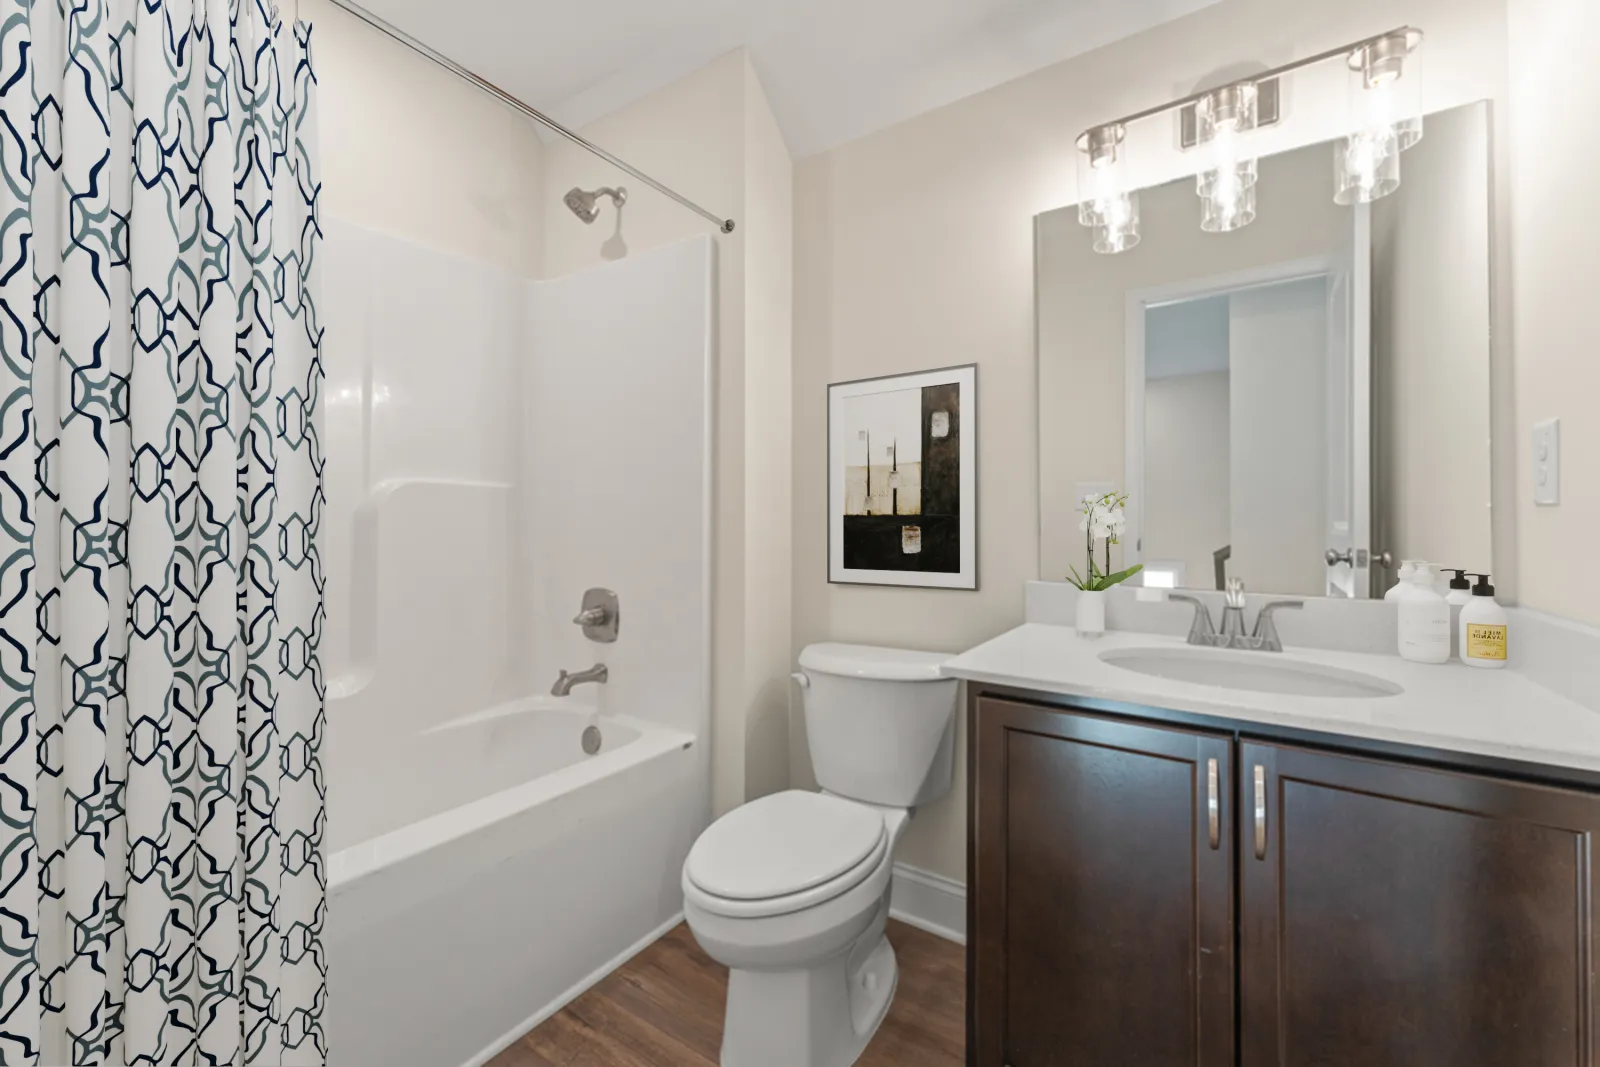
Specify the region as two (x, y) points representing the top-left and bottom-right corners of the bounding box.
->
(972, 698), (1235, 1067)
(1240, 741), (1600, 1066)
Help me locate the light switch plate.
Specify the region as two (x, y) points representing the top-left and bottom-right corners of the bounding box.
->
(1533, 418), (1560, 506)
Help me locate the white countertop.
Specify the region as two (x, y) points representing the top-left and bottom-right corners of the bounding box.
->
(943, 624), (1600, 776)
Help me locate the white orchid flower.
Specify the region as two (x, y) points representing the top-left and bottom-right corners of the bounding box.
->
(1069, 489), (1142, 592)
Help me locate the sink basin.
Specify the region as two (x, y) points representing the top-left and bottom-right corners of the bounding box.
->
(1098, 647), (1404, 699)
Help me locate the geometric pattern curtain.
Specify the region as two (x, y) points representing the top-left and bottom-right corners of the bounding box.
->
(0, 0), (325, 1061)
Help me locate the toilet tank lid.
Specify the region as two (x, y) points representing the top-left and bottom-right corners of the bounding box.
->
(798, 643), (950, 682)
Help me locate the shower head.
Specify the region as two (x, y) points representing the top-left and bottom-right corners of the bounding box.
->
(564, 185), (627, 224)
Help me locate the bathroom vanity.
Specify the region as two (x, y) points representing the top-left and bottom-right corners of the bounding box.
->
(948, 624), (1600, 1067)
(975, 72), (1600, 1063)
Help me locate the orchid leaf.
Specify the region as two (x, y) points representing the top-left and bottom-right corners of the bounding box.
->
(1089, 564), (1144, 592)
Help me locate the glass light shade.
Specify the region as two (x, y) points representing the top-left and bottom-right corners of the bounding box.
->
(1197, 156), (1258, 199)
(1200, 171), (1257, 233)
(1092, 192), (1140, 254)
(1195, 83), (1260, 233)
(1349, 31), (1424, 152)
(1334, 129), (1401, 204)
(1077, 123), (1129, 229)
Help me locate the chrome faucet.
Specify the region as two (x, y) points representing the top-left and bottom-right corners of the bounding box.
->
(551, 663), (609, 696)
(1170, 582), (1303, 653)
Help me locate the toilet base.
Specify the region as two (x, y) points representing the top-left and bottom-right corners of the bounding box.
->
(720, 931), (898, 1067)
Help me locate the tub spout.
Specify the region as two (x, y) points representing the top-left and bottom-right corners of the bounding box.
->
(552, 663), (609, 697)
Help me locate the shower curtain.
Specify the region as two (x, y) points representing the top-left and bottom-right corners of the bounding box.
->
(0, 0), (325, 1063)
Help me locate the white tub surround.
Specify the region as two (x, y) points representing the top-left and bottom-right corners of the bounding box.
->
(322, 227), (715, 1067)
(943, 624), (1600, 777)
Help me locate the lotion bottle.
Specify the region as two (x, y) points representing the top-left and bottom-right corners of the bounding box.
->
(1459, 574), (1508, 669)
(1385, 560), (1420, 602)
(1396, 564), (1450, 664)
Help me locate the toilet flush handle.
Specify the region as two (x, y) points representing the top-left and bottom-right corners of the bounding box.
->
(790, 671), (810, 690)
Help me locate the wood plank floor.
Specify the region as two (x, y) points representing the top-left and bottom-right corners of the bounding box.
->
(488, 920), (965, 1067)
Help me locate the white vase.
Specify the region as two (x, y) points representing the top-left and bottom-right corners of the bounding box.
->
(1076, 589), (1107, 637)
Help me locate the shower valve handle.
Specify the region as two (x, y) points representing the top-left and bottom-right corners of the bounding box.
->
(573, 607), (610, 627)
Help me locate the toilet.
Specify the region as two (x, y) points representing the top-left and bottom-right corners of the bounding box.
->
(681, 643), (958, 1067)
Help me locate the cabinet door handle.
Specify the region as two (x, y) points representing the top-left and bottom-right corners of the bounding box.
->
(1253, 764), (1267, 860)
(1206, 758), (1220, 850)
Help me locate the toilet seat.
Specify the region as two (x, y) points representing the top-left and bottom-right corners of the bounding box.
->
(685, 791), (889, 919)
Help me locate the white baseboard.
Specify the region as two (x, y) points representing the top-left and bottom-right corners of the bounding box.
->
(460, 911), (685, 1067)
(889, 863), (967, 945)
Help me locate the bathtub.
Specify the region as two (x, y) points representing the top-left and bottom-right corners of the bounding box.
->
(326, 697), (703, 1067)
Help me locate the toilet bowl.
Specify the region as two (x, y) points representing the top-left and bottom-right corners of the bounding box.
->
(681, 644), (957, 1067)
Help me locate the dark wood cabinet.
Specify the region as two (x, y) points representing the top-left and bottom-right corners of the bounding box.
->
(971, 697), (1236, 1067)
(970, 693), (1600, 1067)
(1240, 740), (1600, 1067)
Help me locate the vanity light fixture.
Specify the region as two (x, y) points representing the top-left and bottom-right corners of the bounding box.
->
(1335, 29), (1424, 204)
(1196, 83), (1260, 233)
(1076, 123), (1141, 254)
(1351, 30), (1424, 150)
(1070, 26), (1424, 252)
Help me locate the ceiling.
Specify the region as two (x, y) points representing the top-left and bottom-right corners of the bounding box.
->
(345, 0), (1221, 159)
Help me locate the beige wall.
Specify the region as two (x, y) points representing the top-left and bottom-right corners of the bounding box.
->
(1507, 0), (1600, 626)
(794, 0), (1515, 882)
(542, 51), (794, 817)
(307, 0), (544, 276)
(741, 61), (798, 803)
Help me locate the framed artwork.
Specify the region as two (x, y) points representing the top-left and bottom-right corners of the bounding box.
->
(828, 364), (977, 589)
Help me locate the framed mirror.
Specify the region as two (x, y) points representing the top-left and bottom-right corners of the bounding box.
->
(1037, 101), (1492, 599)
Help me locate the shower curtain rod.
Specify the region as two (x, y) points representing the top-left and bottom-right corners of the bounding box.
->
(320, 0), (738, 234)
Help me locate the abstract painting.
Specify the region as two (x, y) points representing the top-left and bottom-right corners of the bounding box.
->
(829, 365), (977, 589)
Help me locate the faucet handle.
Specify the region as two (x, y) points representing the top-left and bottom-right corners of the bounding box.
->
(1168, 594), (1218, 646)
(1252, 600), (1304, 651)
(572, 588), (620, 642)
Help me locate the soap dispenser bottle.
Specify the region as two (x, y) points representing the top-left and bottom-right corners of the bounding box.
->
(1441, 569), (1472, 659)
(1385, 560), (1420, 602)
(1459, 574), (1508, 669)
(1396, 563), (1450, 665)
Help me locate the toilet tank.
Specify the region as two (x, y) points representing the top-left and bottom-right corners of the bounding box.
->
(796, 643), (959, 808)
